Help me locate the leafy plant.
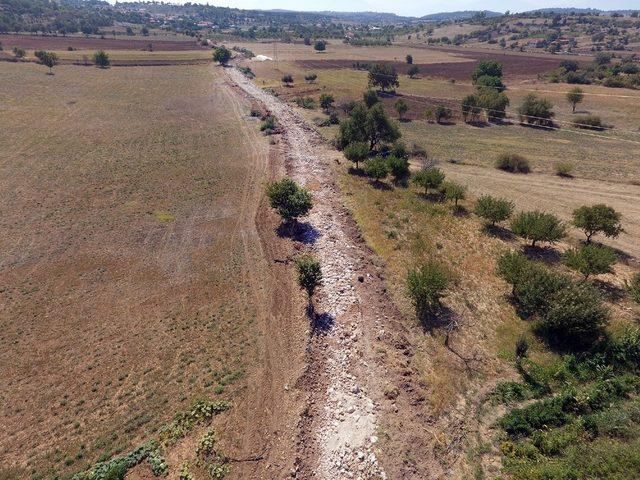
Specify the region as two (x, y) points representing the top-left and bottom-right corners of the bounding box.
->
(495, 152), (530, 173)
(562, 244), (617, 279)
(474, 195), (514, 226)
(265, 178), (313, 224)
(407, 261), (449, 323)
(573, 204), (623, 242)
(510, 210), (566, 247)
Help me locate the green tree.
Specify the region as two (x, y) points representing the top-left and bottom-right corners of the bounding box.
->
(566, 87), (584, 113)
(434, 104), (452, 123)
(572, 204), (623, 242)
(266, 178), (312, 224)
(407, 261), (449, 323)
(510, 211), (566, 247)
(412, 167), (445, 195)
(319, 93), (335, 111)
(368, 63), (399, 92)
(37, 50), (58, 74)
(304, 73), (318, 83)
(212, 46), (231, 65)
(314, 40), (327, 52)
(517, 94), (555, 126)
(474, 195), (514, 226)
(335, 103), (368, 149)
(363, 89), (379, 108)
(562, 244), (617, 279)
(365, 103), (401, 150)
(343, 141), (369, 169)
(395, 98), (408, 120)
(477, 89), (509, 121)
(364, 157), (390, 183)
(281, 74), (294, 86)
(406, 54), (413, 64)
(441, 181), (466, 207)
(475, 74), (506, 92)
(461, 94), (481, 122)
(387, 156), (410, 186)
(472, 59), (503, 83)
(294, 255), (323, 306)
(408, 65), (419, 78)
(12, 46), (25, 58)
(92, 50), (110, 68)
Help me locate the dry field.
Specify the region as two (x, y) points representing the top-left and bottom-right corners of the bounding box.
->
(0, 33), (204, 51)
(0, 62), (305, 479)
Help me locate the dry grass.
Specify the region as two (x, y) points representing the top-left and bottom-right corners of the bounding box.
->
(0, 62), (288, 478)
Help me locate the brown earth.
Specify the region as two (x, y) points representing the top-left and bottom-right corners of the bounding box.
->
(0, 33), (206, 51)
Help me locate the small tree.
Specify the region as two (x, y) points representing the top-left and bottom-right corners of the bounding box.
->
(368, 63), (399, 92)
(406, 54), (413, 64)
(12, 46), (25, 58)
(517, 94), (555, 127)
(37, 51), (58, 74)
(441, 181), (466, 207)
(387, 156), (410, 186)
(364, 103), (401, 150)
(395, 99), (408, 120)
(314, 40), (327, 52)
(266, 178), (312, 225)
(572, 204), (623, 242)
(566, 87), (584, 113)
(510, 210), (566, 247)
(496, 251), (533, 290)
(364, 157), (390, 183)
(407, 261), (449, 324)
(408, 65), (419, 78)
(363, 89), (379, 108)
(495, 152), (530, 173)
(92, 50), (110, 68)
(474, 195), (514, 226)
(282, 74), (294, 87)
(472, 59), (503, 83)
(319, 93), (335, 112)
(412, 167), (445, 195)
(213, 46), (232, 65)
(562, 244), (617, 279)
(461, 94), (481, 123)
(304, 73), (318, 84)
(295, 255), (323, 308)
(343, 141), (369, 169)
(434, 105), (452, 124)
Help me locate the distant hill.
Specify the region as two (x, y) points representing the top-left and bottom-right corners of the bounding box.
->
(420, 11), (503, 21)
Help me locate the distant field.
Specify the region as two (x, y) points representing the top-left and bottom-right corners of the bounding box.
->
(0, 62), (303, 479)
(0, 33), (205, 51)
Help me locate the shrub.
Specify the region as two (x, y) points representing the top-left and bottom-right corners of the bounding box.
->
(566, 87), (584, 113)
(363, 89), (379, 107)
(495, 152), (530, 173)
(540, 282), (609, 349)
(92, 50), (110, 68)
(511, 210), (566, 247)
(562, 244), (617, 279)
(314, 40), (327, 52)
(572, 115), (604, 130)
(395, 99), (409, 120)
(319, 93), (334, 111)
(512, 266), (570, 318)
(408, 65), (420, 78)
(434, 104), (452, 123)
(304, 73), (318, 83)
(260, 115), (279, 135)
(344, 141), (369, 169)
(412, 167), (445, 194)
(461, 94), (482, 122)
(441, 181), (466, 206)
(629, 273), (640, 304)
(572, 204), (623, 242)
(387, 156), (410, 186)
(474, 195), (514, 226)
(294, 255), (322, 301)
(212, 45), (231, 65)
(517, 93), (554, 126)
(282, 74), (294, 86)
(407, 261), (449, 322)
(295, 97), (316, 109)
(265, 178), (313, 223)
(496, 251), (534, 288)
(554, 161), (574, 177)
(500, 396), (568, 437)
(390, 141), (408, 159)
(472, 59), (503, 83)
(364, 157), (390, 182)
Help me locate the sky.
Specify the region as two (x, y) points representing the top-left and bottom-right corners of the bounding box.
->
(186, 1), (638, 16)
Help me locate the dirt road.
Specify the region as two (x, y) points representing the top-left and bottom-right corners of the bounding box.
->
(441, 163), (640, 261)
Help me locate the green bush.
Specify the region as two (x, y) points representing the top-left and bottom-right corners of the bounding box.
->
(573, 204), (623, 242)
(364, 156), (390, 182)
(407, 261), (449, 323)
(294, 255), (322, 300)
(474, 195), (514, 226)
(513, 265), (570, 318)
(265, 178), (313, 223)
(573, 115), (604, 130)
(441, 180), (466, 207)
(387, 156), (410, 186)
(517, 93), (555, 126)
(343, 141), (369, 169)
(554, 161), (574, 177)
(496, 251), (535, 288)
(412, 167), (445, 194)
(294, 97), (316, 109)
(562, 244), (617, 279)
(495, 152), (531, 173)
(501, 396), (569, 437)
(510, 210), (566, 247)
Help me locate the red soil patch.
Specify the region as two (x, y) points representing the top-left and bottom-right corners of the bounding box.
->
(0, 33), (206, 51)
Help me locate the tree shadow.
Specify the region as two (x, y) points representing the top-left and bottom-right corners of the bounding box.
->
(482, 224), (516, 241)
(522, 245), (562, 265)
(348, 166), (367, 176)
(312, 311), (334, 334)
(452, 205), (469, 217)
(370, 180), (393, 190)
(276, 221), (321, 245)
(592, 279), (627, 302)
(417, 191), (444, 202)
(465, 120), (489, 128)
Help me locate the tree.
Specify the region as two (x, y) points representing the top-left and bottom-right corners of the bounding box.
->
(363, 89), (379, 108)
(434, 105), (452, 124)
(412, 167), (445, 195)
(406, 54), (413, 64)
(336, 103), (368, 149)
(36, 50), (58, 74)
(364, 103), (401, 150)
(408, 65), (419, 78)
(364, 157), (390, 183)
(511, 211), (566, 247)
(462, 94), (481, 122)
(92, 50), (110, 68)
(475, 74), (506, 92)
(282, 74), (294, 86)
(572, 204), (622, 242)
(387, 156), (410, 186)
(304, 73), (317, 83)
(314, 40), (327, 52)
(368, 63), (399, 92)
(496, 251), (534, 291)
(477, 89), (509, 121)
(319, 93), (335, 111)
(566, 87), (584, 113)
(295, 255), (322, 307)
(517, 94), (555, 126)
(141, 26), (149, 36)
(472, 60), (503, 83)
(407, 260), (449, 323)
(562, 244), (616, 279)
(474, 195), (514, 226)
(212, 46), (231, 65)
(13, 46), (25, 58)
(441, 181), (466, 207)
(560, 59), (579, 72)
(395, 99), (408, 120)
(343, 141), (369, 169)
(265, 178), (312, 224)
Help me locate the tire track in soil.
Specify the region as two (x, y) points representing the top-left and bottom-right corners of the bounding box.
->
(227, 67), (391, 479)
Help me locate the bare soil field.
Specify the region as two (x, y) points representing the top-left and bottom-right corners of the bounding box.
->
(0, 33), (206, 51)
(0, 62), (306, 479)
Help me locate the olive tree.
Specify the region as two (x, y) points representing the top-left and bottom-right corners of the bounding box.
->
(572, 204), (622, 242)
(566, 87), (584, 113)
(343, 141), (369, 169)
(212, 45), (232, 65)
(266, 178), (312, 225)
(407, 260), (449, 324)
(368, 63), (399, 92)
(441, 181), (466, 207)
(510, 210), (566, 247)
(412, 167), (445, 195)
(474, 195), (514, 226)
(295, 255), (323, 308)
(562, 244), (617, 279)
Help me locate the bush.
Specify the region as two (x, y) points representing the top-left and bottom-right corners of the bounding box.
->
(513, 266), (570, 318)
(441, 180), (466, 206)
(344, 141), (369, 169)
(461, 94), (482, 122)
(573, 115), (604, 130)
(319, 93), (334, 111)
(627, 273), (640, 304)
(294, 255), (322, 300)
(434, 104), (452, 123)
(265, 178), (312, 223)
(540, 282), (609, 349)
(500, 396), (568, 437)
(554, 161), (574, 177)
(212, 45), (231, 65)
(407, 261), (449, 322)
(304, 73), (318, 83)
(363, 89), (379, 107)
(260, 115), (279, 135)
(412, 167), (445, 194)
(408, 65), (419, 78)
(474, 195), (514, 226)
(314, 40), (327, 52)
(387, 156), (410, 186)
(517, 93), (555, 126)
(511, 210), (566, 247)
(562, 244), (617, 279)
(93, 50), (110, 68)
(295, 97), (316, 109)
(364, 157), (390, 182)
(282, 74), (294, 86)
(395, 99), (409, 120)
(495, 152), (531, 173)
(390, 142), (408, 159)
(572, 204), (623, 242)
(496, 251), (534, 288)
